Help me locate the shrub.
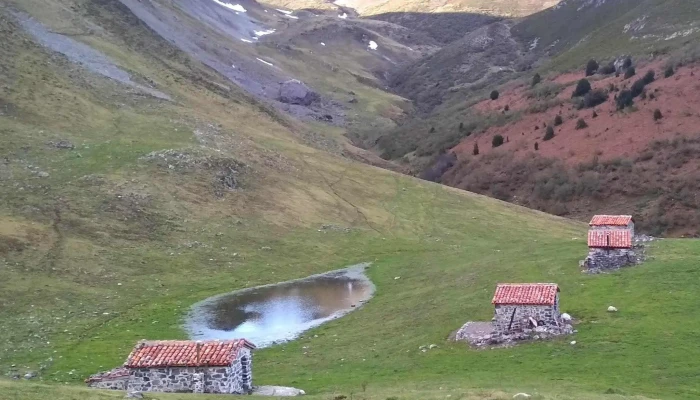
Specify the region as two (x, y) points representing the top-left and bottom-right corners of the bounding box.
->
(459, 122), (464, 131)
(554, 115), (563, 126)
(624, 66), (636, 79)
(429, 126), (435, 133)
(543, 126), (555, 141)
(534, 142), (539, 150)
(640, 90), (647, 100)
(585, 59), (599, 76)
(623, 56), (633, 69)
(653, 109), (663, 120)
(631, 78), (647, 98)
(643, 69), (656, 84)
(532, 73), (541, 87)
(665, 65), (675, 78)
(616, 90), (634, 110)
(490, 90), (499, 100)
(473, 142), (479, 155)
(504, 104), (510, 112)
(592, 110), (598, 118)
(572, 79), (592, 97)
(581, 89), (608, 108)
(492, 135), (504, 148)
(599, 62), (616, 75)
(649, 92), (656, 100)
(575, 118), (588, 129)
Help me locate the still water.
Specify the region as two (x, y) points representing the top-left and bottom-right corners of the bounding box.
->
(186, 264), (374, 348)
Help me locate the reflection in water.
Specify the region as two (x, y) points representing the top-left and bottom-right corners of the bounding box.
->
(187, 270), (373, 348)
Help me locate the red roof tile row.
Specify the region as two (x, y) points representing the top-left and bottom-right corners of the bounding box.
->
(492, 283), (559, 305)
(588, 230), (632, 248)
(589, 215), (633, 226)
(125, 339), (255, 369)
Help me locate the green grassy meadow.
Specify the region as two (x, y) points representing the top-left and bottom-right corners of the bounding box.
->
(2, 1), (700, 400)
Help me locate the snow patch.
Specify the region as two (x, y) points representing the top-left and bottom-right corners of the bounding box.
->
(256, 58), (274, 67)
(212, 0), (246, 13)
(529, 37), (540, 51)
(321, 42), (326, 46)
(368, 40), (378, 50)
(241, 38), (253, 43)
(339, 13), (348, 19)
(254, 29), (276, 38)
(276, 8), (292, 14)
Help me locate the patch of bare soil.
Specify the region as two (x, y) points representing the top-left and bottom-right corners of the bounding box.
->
(452, 61), (700, 165)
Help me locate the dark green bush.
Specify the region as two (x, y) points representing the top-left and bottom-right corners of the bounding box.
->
(490, 90), (499, 100)
(643, 70), (656, 84)
(572, 79), (592, 97)
(599, 62), (616, 75)
(653, 109), (663, 120)
(665, 66), (675, 78)
(473, 142), (479, 155)
(534, 142), (539, 150)
(544, 126), (555, 141)
(492, 135), (504, 148)
(581, 89), (608, 108)
(585, 59), (599, 76)
(554, 115), (563, 126)
(631, 78), (647, 98)
(623, 57), (633, 69)
(532, 73), (541, 87)
(616, 89), (634, 110)
(575, 118), (588, 129)
(624, 66), (636, 79)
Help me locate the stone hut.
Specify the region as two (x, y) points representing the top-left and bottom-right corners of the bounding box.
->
(584, 229), (635, 271)
(491, 283), (561, 334)
(589, 215), (634, 236)
(584, 215), (636, 272)
(87, 339), (255, 395)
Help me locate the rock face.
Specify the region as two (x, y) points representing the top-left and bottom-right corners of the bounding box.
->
(278, 80), (319, 106)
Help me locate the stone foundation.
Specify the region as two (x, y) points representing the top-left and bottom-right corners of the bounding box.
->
(455, 320), (574, 349)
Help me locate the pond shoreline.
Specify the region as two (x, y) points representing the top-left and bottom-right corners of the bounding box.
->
(185, 263), (374, 347)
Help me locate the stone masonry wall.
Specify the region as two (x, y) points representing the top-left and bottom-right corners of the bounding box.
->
(494, 295), (560, 334)
(87, 377), (128, 391)
(584, 248), (635, 272)
(127, 365), (243, 394)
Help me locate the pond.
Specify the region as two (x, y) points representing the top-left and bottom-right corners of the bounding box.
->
(186, 263), (374, 348)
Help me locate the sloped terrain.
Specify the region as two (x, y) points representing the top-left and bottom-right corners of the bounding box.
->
(4, 0), (700, 399)
(263, 0), (559, 17)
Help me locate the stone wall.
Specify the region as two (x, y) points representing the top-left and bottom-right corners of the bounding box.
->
(493, 297), (560, 334)
(126, 363), (250, 394)
(584, 248), (636, 273)
(87, 376), (128, 390)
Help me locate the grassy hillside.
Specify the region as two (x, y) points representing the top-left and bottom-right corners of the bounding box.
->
(3, 1), (700, 400)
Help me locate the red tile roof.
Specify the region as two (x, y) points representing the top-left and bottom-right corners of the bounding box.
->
(125, 339), (255, 369)
(588, 230), (632, 248)
(589, 215), (633, 226)
(492, 283), (559, 305)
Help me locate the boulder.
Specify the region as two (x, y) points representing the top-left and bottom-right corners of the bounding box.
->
(607, 306), (618, 312)
(254, 386), (306, 396)
(561, 313), (572, 322)
(278, 80), (319, 106)
(125, 391), (144, 399)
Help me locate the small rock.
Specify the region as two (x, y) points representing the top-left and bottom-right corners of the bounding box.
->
(37, 171), (49, 178)
(126, 391), (144, 399)
(561, 313), (572, 322)
(607, 306), (618, 312)
(513, 394), (531, 399)
(394, 276), (400, 280)
(23, 371), (36, 379)
(429, 344), (438, 349)
(570, 341), (577, 345)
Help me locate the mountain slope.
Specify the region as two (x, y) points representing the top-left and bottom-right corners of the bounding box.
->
(264, 0), (560, 17)
(3, 1), (700, 400)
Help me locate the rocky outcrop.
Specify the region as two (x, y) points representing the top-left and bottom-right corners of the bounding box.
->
(278, 80), (319, 106)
